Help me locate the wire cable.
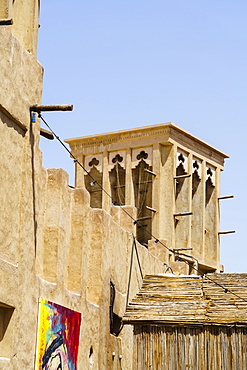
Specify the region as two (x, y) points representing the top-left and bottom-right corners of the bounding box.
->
(176, 258), (247, 303)
(133, 234), (144, 280)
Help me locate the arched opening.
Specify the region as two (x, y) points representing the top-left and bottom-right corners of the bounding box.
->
(132, 155), (153, 247)
(109, 161), (126, 206)
(85, 164), (103, 208)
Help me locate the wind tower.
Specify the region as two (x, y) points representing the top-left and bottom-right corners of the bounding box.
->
(66, 123), (229, 274)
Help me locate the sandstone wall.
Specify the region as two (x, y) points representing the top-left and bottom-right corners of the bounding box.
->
(0, 161), (165, 370)
(35, 168), (165, 370)
(0, 17), (167, 370)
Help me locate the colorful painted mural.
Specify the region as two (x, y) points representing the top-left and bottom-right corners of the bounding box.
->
(35, 298), (81, 370)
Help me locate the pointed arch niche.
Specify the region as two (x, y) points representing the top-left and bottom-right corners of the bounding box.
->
(109, 151), (126, 206)
(191, 157), (203, 256)
(175, 149), (190, 250)
(205, 164), (217, 262)
(84, 155), (103, 208)
(132, 148), (153, 247)
(175, 150), (189, 200)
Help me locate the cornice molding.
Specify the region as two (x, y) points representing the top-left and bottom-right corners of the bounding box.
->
(65, 122), (229, 164)
(66, 127), (170, 150)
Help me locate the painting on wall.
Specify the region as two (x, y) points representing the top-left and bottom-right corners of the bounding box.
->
(35, 298), (81, 370)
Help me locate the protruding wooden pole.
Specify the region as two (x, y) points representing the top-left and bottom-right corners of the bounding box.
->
(218, 231), (235, 235)
(146, 206), (157, 213)
(40, 128), (54, 140)
(0, 19), (13, 25)
(30, 104), (73, 112)
(144, 168), (157, 176)
(174, 212), (193, 217)
(218, 195), (234, 200)
(174, 174), (191, 179)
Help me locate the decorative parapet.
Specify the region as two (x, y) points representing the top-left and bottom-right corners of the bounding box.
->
(84, 154), (103, 173)
(131, 147), (152, 168)
(109, 151), (126, 170)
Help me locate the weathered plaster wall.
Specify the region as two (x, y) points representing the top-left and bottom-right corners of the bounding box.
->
(0, 22), (43, 273)
(0, 20), (167, 370)
(34, 168), (165, 370)
(12, 0), (40, 54)
(0, 19), (42, 369)
(0, 0), (40, 55)
(0, 27), (42, 128)
(0, 160), (165, 370)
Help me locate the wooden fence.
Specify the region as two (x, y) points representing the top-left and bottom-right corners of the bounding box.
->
(133, 324), (247, 370)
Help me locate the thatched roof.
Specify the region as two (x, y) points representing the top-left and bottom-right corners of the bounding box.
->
(123, 273), (247, 326)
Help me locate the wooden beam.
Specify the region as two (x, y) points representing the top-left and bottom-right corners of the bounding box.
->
(174, 174), (191, 179)
(144, 168), (157, 176)
(218, 195), (234, 200)
(174, 212), (193, 217)
(40, 128), (54, 140)
(0, 18), (13, 25)
(146, 206), (157, 213)
(30, 104), (73, 112)
(218, 231), (235, 235)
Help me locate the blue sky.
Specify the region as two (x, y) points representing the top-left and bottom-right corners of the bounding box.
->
(38, 1), (247, 272)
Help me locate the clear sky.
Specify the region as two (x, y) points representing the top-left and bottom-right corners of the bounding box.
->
(38, 0), (247, 273)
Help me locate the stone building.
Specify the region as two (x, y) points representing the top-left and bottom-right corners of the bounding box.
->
(0, 1), (240, 369)
(66, 123), (228, 275)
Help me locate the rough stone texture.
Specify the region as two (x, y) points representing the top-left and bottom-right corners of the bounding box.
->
(0, 0), (40, 55)
(0, 30), (42, 128)
(0, 0), (11, 19)
(12, 0), (40, 54)
(35, 170), (164, 370)
(0, 13), (43, 370)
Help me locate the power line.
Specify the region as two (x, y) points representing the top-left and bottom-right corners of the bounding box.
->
(179, 258), (247, 303)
